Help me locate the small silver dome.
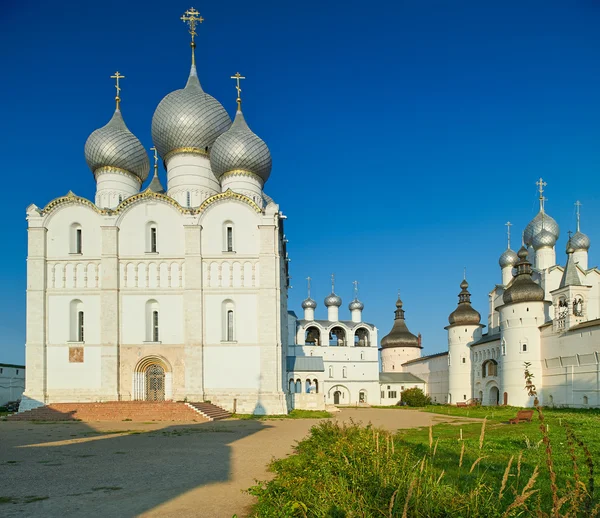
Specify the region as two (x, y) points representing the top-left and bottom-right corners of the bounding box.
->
(348, 299), (364, 311)
(499, 248), (519, 268)
(532, 227), (557, 250)
(210, 108), (272, 182)
(301, 298), (317, 309)
(324, 293), (342, 307)
(523, 211), (559, 247)
(151, 66), (231, 160)
(570, 231), (590, 251)
(84, 110), (149, 181)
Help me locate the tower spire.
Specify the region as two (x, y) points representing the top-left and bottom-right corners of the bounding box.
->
(575, 200), (582, 232)
(110, 71), (125, 110)
(150, 146), (159, 176)
(231, 72), (246, 111)
(536, 177), (547, 212)
(505, 221), (512, 249)
(181, 7), (204, 67)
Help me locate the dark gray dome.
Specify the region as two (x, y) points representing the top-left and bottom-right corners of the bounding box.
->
(570, 231), (590, 251)
(84, 110), (149, 181)
(301, 298), (317, 309)
(210, 108), (272, 182)
(151, 67), (231, 160)
(523, 211), (559, 247)
(380, 297), (420, 349)
(499, 248), (519, 268)
(324, 293), (342, 307)
(448, 278), (481, 326)
(503, 246), (545, 304)
(348, 299), (364, 311)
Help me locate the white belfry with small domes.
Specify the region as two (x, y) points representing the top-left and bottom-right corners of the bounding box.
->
(21, 10), (290, 414)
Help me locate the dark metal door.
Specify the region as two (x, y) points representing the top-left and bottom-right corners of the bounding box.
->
(146, 364), (165, 401)
(334, 391), (341, 405)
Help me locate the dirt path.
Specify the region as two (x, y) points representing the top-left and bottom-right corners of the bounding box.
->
(0, 409), (475, 518)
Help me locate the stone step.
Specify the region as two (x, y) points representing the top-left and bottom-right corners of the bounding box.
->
(186, 402), (231, 421)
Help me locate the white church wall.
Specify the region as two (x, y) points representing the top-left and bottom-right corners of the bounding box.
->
(204, 293), (258, 344)
(120, 294), (184, 345)
(46, 205), (102, 259)
(47, 294), (101, 345)
(203, 346), (261, 390)
(47, 345), (102, 391)
(118, 202), (184, 257)
(403, 354), (449, 404)
(200, 201), (260, 256)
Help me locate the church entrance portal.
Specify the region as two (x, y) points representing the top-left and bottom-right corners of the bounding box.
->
(145, 364), (165, 401)
(489, 386), (499, 406)
(333, 390), (341, 405)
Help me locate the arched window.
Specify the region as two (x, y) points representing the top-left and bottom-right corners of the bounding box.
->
(501, 341), (506, 356)
(329, 327), (346, 346)
(583, 395), (588, 405)
(305, 379), (312, 393)
(305, 326), (321, 346)
(522, 343), (527, 352)
(70, 299), (84, 342)
(70, 223), (82, 254)
(146, 222), (158, 253)
(313, 379), (319, 394)
(354, 328), (370, 347)
(573, 297), (584, 317)
(328, 366), (333, 378)
(146, 300), (160, 342)
(289, 379), (295, 393)
(342, 367), (347, 378)
(223, 221), (234, 252)
(222, 299), (235, 342)
(295, 379), (302, 393)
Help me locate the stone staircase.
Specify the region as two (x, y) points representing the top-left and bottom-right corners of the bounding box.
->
(185, 402), (231, 421)
(5, 401), (210, 422)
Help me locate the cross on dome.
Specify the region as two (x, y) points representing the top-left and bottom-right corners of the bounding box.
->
(110, 71), (125, 110)
(575, 200), (582, 231)
(306, 276), (311, 298)
(231, 72), (246, 109)
(505, 221), (512, 248)
(180, 8), (204, 65)
(536, 177), (547, 212)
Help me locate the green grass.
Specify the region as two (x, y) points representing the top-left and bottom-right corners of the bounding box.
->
(233, 409), (332, 420)
(249, 406), (600, 517)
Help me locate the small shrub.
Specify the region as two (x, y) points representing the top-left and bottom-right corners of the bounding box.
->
(401, 387), (431, 407)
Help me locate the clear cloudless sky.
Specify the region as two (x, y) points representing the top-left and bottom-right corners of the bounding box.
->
(1, 1), (600, 364)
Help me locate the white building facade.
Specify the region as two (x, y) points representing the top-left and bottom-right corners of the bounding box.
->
(0, 364), (25, 406)
(21, 17), (289, 415)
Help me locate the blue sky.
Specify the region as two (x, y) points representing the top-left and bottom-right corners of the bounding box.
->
(1, 1), (600, 364)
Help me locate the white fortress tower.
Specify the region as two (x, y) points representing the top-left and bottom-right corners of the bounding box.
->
(498, 246), (548, 407)
(380, 294), (421, 371)
(446, 278), (483, 405)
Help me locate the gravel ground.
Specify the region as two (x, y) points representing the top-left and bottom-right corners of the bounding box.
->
(0, 408), (473, 517)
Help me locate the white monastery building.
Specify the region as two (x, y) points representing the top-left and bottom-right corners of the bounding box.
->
(19, 11), (598, 414)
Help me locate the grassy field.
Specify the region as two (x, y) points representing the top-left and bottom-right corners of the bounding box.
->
(232, 409), (332, 420)
(249, 405), (600, 517)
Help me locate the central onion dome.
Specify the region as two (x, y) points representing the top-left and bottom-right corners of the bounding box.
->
(84, 109), (149, 181)
(380, 296), (420, 349)
(499, 248), (519, 269)
(348, 298), (364, 311)
(151, 66), (231, 160)
(524, 212), (559, 247)
(301, 297), (317, 309)
(532, 227), (557, 250)
(210, 104), (272, 182)
(503, 246), (545, 304)
(447, 279), (481, 326)
(324, 293), (342, 307)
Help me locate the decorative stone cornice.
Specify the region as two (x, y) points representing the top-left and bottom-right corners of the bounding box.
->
(198, 189), (262, 214)
(40, 189), (263, 217)
(94, 166), (142, 185)
(220, 169), (264, 185)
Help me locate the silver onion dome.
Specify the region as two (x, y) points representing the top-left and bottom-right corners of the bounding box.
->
(324, 293), (342, 307)
(531, 227), (557, 250)
(84, 110), (149, 181)
(210, 107), (272, 182)
(151, 66), (231, 160)
(348, 299), (364, 311)
(499, 248), (519, 269)
(503, 246), (545, 304)
(301, 298), (317, 309)
(570, 231), (590, 251)
(523, 212), (559, 247)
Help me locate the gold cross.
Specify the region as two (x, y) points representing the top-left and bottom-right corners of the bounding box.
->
(150, 146), (159, 168)
(181, 8), (204, 42)
(536, 177), (547, 211)
(110, 71), (125, 109)
(231, 72), (246, 108)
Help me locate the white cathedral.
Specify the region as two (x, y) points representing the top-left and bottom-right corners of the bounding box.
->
(20, 10), (599, 415)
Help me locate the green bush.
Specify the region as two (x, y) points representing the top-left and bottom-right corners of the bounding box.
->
(401, 387), (431, 407)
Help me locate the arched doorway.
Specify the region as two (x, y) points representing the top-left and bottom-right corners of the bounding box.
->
(334, 391), (341, 404)
(489, 386), (499, 406)
(133, 356), (172, 401)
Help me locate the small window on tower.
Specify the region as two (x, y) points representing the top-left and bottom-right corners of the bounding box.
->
(227, 227), (233, 252)
(150, 227), (157, 253)
(522, 343), (527, 352)
(462, 357), (466, 364)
